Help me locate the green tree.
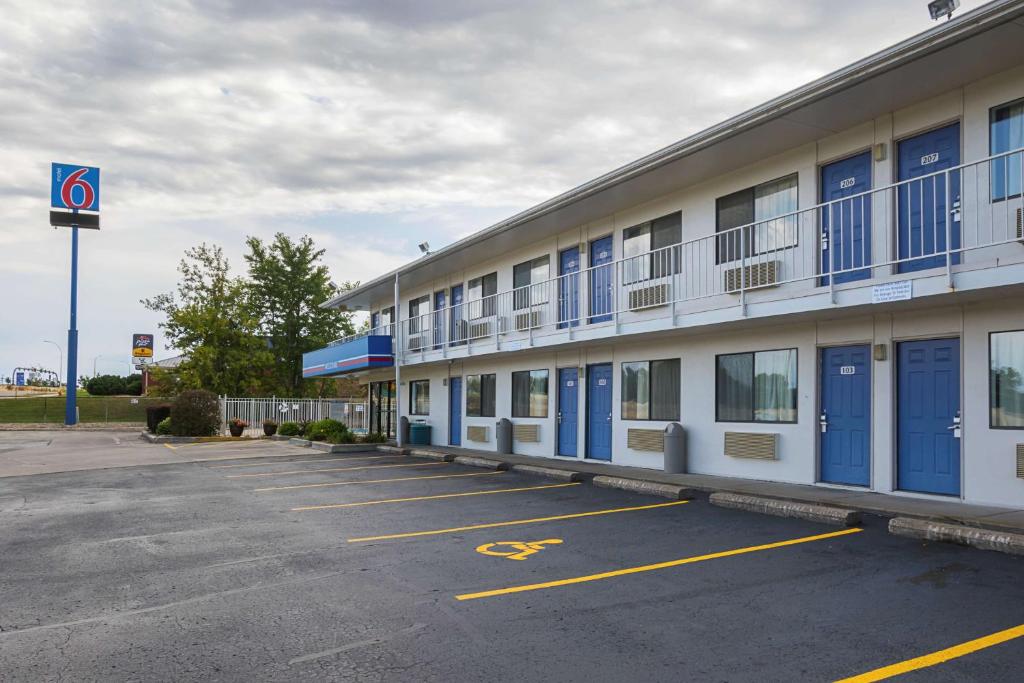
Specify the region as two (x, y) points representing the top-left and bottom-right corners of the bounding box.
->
(244, 233), (356, 396)
(142, 244), (273, 396)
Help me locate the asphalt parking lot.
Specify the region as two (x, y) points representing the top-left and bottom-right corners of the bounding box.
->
(0, 444), (1022, 682)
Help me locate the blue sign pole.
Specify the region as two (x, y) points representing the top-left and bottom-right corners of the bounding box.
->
(65, 221), (79, 425)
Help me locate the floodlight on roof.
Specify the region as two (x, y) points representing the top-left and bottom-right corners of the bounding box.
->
(928, 0), (959, 20)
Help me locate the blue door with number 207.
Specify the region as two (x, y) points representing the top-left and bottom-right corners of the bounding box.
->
(587, 364), (612, 461)
(897, 123), (961, 273)
(820, 345), (871, 486)
(558, 368), (578, 457)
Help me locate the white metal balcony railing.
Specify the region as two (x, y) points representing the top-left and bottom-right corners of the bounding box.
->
(390, 148), (1024, 361)
(327, 324), (396, 348)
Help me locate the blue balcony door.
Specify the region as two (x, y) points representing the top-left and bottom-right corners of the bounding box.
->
(897, 338), (961, 496)
(588, 236), (613, 323)
(897, 122), (961, 273)
(449, 376), (462, 446)
(433, 290), (446, 349)
(557, 368), (578, 457)
(449, 284), (465, 346)
(819, 345), (871, 486)
(820, 151), (872, 285)
(586, 363), (613, 461)
(558, 246), (580, 329)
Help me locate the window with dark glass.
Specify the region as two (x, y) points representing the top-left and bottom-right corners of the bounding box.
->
(409, 379), (430, 415)
(991, 99), (1023, 202)
(466, 373), (496, 417)
(512, 369), (549, 418)
(379, 306), (395, 335)
(513, 256), (550, 310)
(468, 272), (498, 318)
(716, 349), (797, 423)
(623, 211), (682, 283)
(990, 330), (1024, 428)
(621, 359), (680, 420)
(716, 174), (798, 263)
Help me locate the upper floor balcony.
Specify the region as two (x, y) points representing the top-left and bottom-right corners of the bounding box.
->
(395, 147), (1024, 365)
(302, 330), (394, 378)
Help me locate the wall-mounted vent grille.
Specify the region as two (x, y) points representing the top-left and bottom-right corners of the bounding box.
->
(467, 426), (489, 442)
(513, 424), (540, 442)
(724, 431), (778, 460)
(1015, 208), (1023, 241)
(468, 321), (491, 339)
(627, 428), (664, 452)
(1017, 444), (1024, 478)
(724, 261), (780, 292)
(514, 311), (542, 331)
(628, 284), (670, 311)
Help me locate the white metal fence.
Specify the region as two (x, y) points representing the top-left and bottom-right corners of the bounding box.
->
(220, 397), (369, 437)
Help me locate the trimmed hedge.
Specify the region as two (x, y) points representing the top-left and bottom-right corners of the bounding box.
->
(278, 421), (301, 437)
(170, 390), (220, 437)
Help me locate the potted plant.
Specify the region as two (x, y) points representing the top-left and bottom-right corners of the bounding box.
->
(263, 419), (278, 437)
(227, 417), (248, 437)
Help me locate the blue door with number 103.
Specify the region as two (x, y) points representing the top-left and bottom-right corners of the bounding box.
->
(449, 377), (461, 446)
(820, 345), (870, 486)
(587, 364), (612, 460)
(558, 368), (578, 456)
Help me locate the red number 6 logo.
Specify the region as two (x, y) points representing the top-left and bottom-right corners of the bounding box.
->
(61, 168), (95, 209)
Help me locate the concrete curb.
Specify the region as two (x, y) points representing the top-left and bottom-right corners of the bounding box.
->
(289, 438), (312, 448)
(889, 517), (1024, 556)
(709, 492), (861, 526)
(140, 432), (260, 445)
(310, 442), (378, 454)
(592, 475), (692, 500)
(410, 449), (455, 462)
(452, 455), (509, 471)
(270, 434), (292, 441)
(511, 464), (582, 482)
(376, 445), (410, 455)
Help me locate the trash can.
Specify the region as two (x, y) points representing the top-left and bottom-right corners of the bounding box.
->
(409, 423), (432, 446)
(400, 416), (410, 446)
(496, 418), (513, 455)
(664, 422), (686, 473)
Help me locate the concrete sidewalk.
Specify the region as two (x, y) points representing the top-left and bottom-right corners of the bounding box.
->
(402, 444), (1024, 535)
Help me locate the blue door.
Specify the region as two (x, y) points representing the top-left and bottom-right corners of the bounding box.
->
(897, 123), (961, 273)
(898, 339), (960, 496)
(589, 236), (613, 323)
(820, 345), (871, 486)
(449, 285), (464, 346)
(821, 151), (872, 285)
(558, 246), (580, 329)
(433, 290), (446, 349)
(587, 364), (613, 461)
(558, 368), (578, 456)
(449, 376), (462, 446)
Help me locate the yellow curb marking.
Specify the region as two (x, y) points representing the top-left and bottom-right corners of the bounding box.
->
(833, 623), (1024, 683)
(455, 527), (863, 601)
(256, 470), (501, 492)
(476, 539), (563, 561)
(347, 500), (689, 542)
(291, 482), (580, 511)
(227, 462), (445, 478)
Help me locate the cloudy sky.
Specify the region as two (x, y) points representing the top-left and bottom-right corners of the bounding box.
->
(0, 0), (986, 381)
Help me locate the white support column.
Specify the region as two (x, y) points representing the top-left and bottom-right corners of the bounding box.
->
(394, 273), (403, 447)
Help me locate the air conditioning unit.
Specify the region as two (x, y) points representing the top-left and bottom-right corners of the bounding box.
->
(724, 261), (781, 292)
(628, 284), (670, 311)
(1015, 207), (1023, 242)
(468, 321), (491, 339)
(406, 336), (426, 351)
(514, 310), (542, 331)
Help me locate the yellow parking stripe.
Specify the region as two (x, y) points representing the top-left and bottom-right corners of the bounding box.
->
(455, 527), (863, 601)
(211, 454), (400, 469)
(292, 482), (580, 511)
(256, 470), (501, 492)
(833, 623), (1024, 683)
(348, 500), (690, 542)
(227, 462), (445, 478)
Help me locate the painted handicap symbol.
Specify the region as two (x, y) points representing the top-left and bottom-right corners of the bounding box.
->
(475, 539), (563, 561)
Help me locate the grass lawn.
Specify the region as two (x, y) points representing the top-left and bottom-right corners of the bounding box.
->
(0, 396), (169, 424)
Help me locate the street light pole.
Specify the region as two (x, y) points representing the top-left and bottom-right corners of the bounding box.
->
(93, 354), (103, 377)
(43, 340), (63, 385)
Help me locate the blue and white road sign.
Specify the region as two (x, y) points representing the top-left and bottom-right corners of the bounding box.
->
(15, 371), (25, 387)
(51, 163), (100, 212)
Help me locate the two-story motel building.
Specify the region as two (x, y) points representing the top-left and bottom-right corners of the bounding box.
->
(305, 0), (1024, 509)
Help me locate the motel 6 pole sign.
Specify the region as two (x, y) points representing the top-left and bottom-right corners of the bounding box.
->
(50, 162), (101, 425)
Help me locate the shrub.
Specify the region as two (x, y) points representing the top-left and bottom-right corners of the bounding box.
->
(85, 374), (126, 396)
(155, 417), (173, 435)
(171, 390), (220, 437)
(263, 419), (278, 437)
(145, 404), (172, 433)
(305, 418), (349, 443)
(328, 429), (356, 445)
(362, 432), (387, 444)
(278, 421), (300, 437)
